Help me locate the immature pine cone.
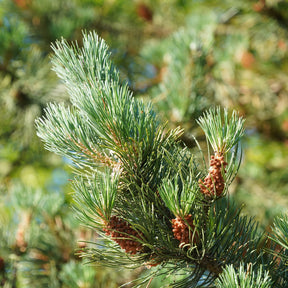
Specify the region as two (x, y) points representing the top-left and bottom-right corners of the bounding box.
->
(199, 154), (228, 197)
(103, 216), (143, 254)
(172, 214), (198, 247)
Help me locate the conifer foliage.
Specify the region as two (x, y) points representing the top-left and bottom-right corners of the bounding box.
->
(36, 31), (287, 287)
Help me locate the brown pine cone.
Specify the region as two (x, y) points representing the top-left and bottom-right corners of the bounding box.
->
(104, 216), (143, 254)
(172, 215), (198, 247)
(199, 154), (228, 198)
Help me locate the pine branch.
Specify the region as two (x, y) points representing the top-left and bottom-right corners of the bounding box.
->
(36, 31), (281, 287)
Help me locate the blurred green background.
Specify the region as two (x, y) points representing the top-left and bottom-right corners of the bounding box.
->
(1, 0), (288, 286)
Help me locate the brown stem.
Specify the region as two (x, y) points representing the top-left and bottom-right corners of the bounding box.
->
(146, 277), (154, 288)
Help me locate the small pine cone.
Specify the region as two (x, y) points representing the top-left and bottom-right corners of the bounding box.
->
(103, 216), (143, 254)
(199, 154), (228, 198)
(172, 215), (198, 247)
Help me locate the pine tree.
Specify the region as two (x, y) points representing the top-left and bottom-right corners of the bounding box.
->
(2, 0), (288, 286)
(36, 31), (288, 287)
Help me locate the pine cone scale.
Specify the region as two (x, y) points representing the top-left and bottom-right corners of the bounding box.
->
(199, 155), (228, 197)
(104, 216), (143, 254)
(172, 215), (198, 247)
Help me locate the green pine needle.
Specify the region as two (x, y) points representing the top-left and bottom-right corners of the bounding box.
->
(196, 107), (245, 155)
(215, 263), (272, 288)
(73, 170), (118, 225)
(269, 214), (288, 251)
(158, 173), (199, 218)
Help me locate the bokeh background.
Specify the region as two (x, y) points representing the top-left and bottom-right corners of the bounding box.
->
(1, 0), (288, 287)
